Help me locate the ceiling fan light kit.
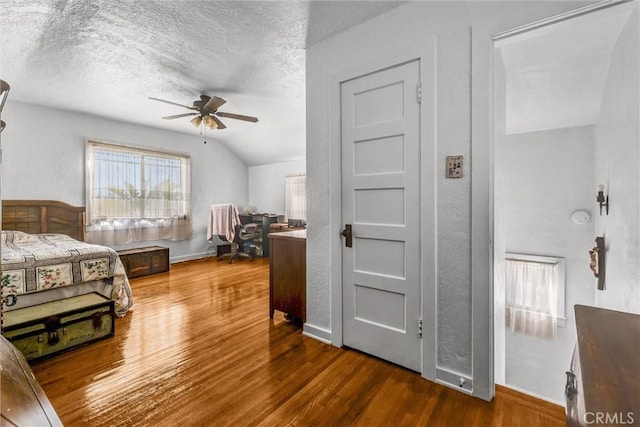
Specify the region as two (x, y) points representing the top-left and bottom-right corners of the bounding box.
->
(202, 115), (216, 129)
(190, 116), (202, 128)
(150, 94), (258, 132)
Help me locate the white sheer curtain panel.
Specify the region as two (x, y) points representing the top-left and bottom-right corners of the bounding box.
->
(85, 141), (192, 245)
(505, 258), (558, 339)
(285, 173), (306, 221)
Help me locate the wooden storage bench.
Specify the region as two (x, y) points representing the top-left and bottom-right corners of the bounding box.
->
(117, 246), (170, 279)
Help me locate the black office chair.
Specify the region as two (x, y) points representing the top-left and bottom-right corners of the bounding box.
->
(218, 223), (259, 263)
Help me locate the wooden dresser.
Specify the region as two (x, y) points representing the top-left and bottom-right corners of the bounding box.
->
(566, 305), (640, 426)
(269, 230), (306, 322)
(1, 336), (62, 426)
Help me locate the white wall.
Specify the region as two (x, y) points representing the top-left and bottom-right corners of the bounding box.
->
(593, 9), (640, 314)
(497, 126), (597, 403)
(436, 29), (472, 376)
(306, 0), (590, 399)
(1, 101), (249, 261)
(248, 159), (305, 215)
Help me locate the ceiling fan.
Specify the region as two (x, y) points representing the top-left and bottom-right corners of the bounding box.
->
(149, 95), (258, 130)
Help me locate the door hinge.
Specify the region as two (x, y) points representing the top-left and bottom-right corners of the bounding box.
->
(417, 318), (423, 339)
(417, 83), (422, 104)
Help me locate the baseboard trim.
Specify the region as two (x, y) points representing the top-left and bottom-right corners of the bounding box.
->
(170, 252), (212, 264)
(436, 367), (473, 394)
(302, 323), (332, 345)
(496, 383), (565, 407)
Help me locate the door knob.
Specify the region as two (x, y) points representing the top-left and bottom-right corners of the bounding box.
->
(341, 224), (352, 248)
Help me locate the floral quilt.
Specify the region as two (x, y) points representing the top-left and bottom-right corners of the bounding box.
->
(1, 231), (133, 316)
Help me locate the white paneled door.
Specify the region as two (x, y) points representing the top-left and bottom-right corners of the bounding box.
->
(341, 60), (421, 372)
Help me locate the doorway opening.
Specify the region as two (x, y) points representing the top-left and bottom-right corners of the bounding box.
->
(493, 2), (638, 403)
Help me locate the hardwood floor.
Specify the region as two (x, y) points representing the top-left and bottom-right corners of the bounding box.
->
(31, 257), (566, 426)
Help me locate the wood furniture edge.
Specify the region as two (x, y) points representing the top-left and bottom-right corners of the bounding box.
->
(268, 229), (307, 242)
(116, 246), (170, 279)
(269, 231), (306, 322)
(573, 304), (640, 417)
(2, 200), (85, 241)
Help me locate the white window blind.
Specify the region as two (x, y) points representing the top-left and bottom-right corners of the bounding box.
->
(86, 141), (192, 245)
(505, 254), (565, 340)
(285, 173), (306, 221)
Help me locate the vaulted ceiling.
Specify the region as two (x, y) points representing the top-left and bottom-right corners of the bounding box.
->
(0, 0), (406, 165)
(498, 4), (633, 135)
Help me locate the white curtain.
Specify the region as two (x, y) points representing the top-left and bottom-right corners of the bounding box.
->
(285, 173), (306, 221)
(505, 259), (558, 339)
(85, 141), (192, 245)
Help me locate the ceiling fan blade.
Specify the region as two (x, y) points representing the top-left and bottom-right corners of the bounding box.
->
(216, 111), (259, 123)
(211, 115), (226, 130)
(149, 97), (196, 110)
(203, 96), (226, 112)
(162, 113), (198, 120)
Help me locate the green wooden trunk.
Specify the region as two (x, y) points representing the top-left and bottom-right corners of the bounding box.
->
(2, 293), (114, 361)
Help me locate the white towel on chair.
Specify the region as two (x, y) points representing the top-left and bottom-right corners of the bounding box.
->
(207, 204), (241, 242)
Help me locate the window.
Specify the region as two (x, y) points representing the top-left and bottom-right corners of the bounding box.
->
(504, 253), (565, 339)
(86, 141), (192, 245)
(285, 173), (306, 222)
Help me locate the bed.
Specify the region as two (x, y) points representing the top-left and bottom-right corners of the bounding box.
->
(1, 200), (133, 317)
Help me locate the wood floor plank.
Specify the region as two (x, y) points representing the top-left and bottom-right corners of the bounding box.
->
(28, 257), (566, 426)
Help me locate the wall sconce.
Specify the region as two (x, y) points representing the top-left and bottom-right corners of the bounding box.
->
(0, 79), (9, 133)
(596, 184), (609, 215)
(0, 79), (9, 112)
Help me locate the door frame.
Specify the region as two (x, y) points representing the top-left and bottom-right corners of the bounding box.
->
(328, 46), (437, 381)
(476, 0), (632, 400)
(487, 0), (636, 394)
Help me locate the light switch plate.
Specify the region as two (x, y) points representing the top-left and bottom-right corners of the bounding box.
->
(446, 155), (463, 178)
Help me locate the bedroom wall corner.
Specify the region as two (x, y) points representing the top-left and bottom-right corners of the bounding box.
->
(0, 101), (250, 261)
(248, 159), (306, 215)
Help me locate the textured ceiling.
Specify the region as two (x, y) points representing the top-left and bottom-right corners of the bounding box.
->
(498, 5), (632, 135)
(0, 0), (406, 165)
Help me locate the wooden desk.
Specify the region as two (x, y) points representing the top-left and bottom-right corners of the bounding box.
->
(566, 305), (640, 426)
(239, 214), (283, 257)
(269, 230), (306, 322)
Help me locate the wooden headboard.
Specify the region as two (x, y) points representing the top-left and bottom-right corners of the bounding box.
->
(2, 200), (85, 241)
